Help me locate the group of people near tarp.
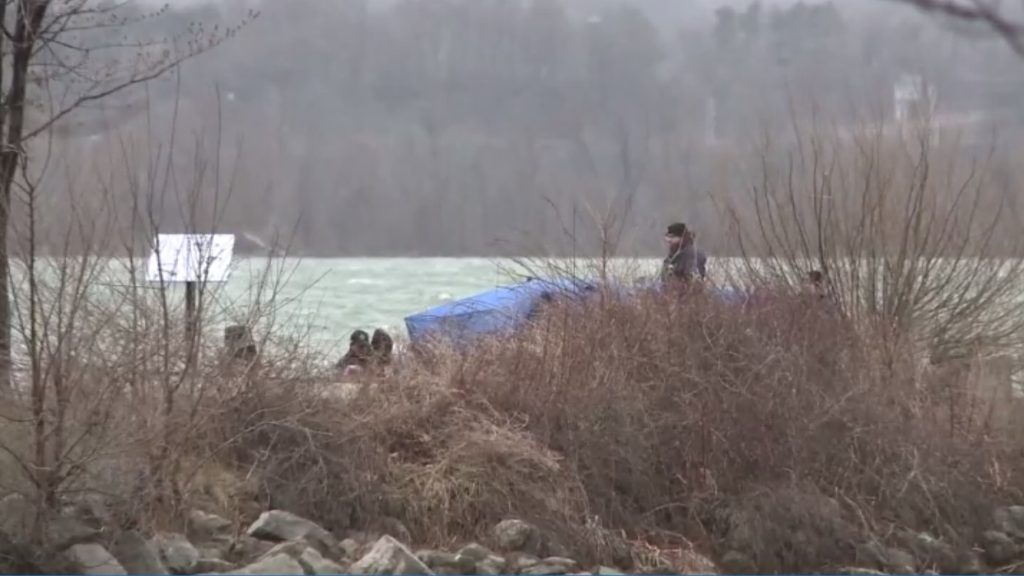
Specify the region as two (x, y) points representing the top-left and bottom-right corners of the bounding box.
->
(336, 328), (393, 376)
(332, 222), (828, 373)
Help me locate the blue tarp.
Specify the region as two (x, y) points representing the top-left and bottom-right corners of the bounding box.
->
(404, 275), (749, 347)
(404, 277), (597, 347)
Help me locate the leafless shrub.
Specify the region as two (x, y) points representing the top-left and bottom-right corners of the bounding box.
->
(724, 119), (1024, 369)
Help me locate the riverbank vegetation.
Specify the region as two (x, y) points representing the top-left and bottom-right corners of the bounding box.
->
(2, 118), (1024, 575)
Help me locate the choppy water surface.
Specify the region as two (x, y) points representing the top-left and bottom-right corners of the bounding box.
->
(221, 257), (665, 357)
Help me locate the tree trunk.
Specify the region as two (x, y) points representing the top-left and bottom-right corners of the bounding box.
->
(0, 0), (50, 389)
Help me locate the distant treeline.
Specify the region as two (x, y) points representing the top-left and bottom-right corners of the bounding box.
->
(41, 0), (1024, 257)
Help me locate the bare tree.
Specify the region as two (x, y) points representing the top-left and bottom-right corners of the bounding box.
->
(0, 1), (255, 388)
(725, 118), (1024, 372)
(893, 0), (1024, 54)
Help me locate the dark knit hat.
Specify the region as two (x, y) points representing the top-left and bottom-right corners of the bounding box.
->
(666, 222), (688, 237)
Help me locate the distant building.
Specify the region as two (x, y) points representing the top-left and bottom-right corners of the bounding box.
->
(893, 73), (936, 125)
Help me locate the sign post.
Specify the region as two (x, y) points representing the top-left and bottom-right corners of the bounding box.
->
(146, 234), (236, 367)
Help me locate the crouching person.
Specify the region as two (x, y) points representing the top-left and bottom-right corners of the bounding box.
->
(336, 330), (372, 377)
(370, 328), (394, 373)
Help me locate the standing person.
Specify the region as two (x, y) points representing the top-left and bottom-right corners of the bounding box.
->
(661, 222), (708, 286)
(804, 270), (827, 299)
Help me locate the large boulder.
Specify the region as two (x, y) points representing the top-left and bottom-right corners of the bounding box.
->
(254, 539), (344, 574)
(152, 532), (200, 575)
(246, 510), (338, 556)
(0, 531), (40, 573)
(65, 543), (127, 575)
(66, 494), (114, 530)
(46, 515), (100, 550)
(0, 493), (34, 541)
(298, 546), (346, 575)
(493, 519), (541, 555)
(983, 530), (1019, 566)
(476, 554), (507, 575)
(881, 548), (917, 574)
(0, 493), (99, 550)
(188, 510), (234, 544)
(226, 553), (305, 575)
(521, 556), (578, 576)
(227, 535), (277, 564)
(350, 535), (434, 575)
(416, 550), (475, 574)
(111, 530), (168, 575)
(194, 558), (235, 573)
(996, 506), (1024, 540)
(456, 543), (494, 563)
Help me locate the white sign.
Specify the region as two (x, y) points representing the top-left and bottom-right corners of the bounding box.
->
(146, 234), (235, 283)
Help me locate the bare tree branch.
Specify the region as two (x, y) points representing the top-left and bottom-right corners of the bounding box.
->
(893, 0), (1024, 54)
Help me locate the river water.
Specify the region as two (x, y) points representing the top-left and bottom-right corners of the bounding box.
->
(219, 257), (667, 357)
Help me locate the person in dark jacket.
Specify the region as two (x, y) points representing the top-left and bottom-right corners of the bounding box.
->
(661, 222), (708, 285)
(336, 330), (372, 373)
(371, 328), (394, 367)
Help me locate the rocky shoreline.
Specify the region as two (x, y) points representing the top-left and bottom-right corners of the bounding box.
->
(8, 492), (1024, 574)
(0, 500), (653, 575)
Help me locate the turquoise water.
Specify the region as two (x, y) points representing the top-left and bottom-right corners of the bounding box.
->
(218, 257), (673, 357)
(7, 256), (685, 362)
(225, 258), (511, 354)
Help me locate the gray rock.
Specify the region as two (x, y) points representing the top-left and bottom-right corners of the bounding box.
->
(111, 530), (168, 575)
(493, 519), (541, 555)
(66, 543), (127, 575)
(477, 555), (507, 575)
(298, 546), (346, 575)
(719, 550), (755, 574)
(834, 568), (886, 575)
(228, 535), (276, 564)
(188, 510), (234, 544)
(899, 531), (958, 573)
(69, 494), (113, 530)
(46, 515), (101, 550)
(350, 535), (433, 575)
(510, 554), (541, 572)
(855, 541), (888, 570)
(883, 547), (917, 574)
(416, 550), (458, 566)
(197, 546), (226, 562)
(0, 493), (34, 542)
(457, 542), (494, 562)
(195, 558), (235, 573)
(521, 557), (578, 575)
(247, 510), (338, 557)
(0, 531), (38, 574)
(983, 530), (1018, 566)
(521, 563), (570, 575)
(340, 538), (360, 559)
(152, 532), (200, 575)
(995, 506), (1024, 539)
(226, 553), (305, 575)
(595, 567), (625, 575)
(260, 539), (311, 559)
(958, 550), (983, 575)
(416, 550), (473, 574)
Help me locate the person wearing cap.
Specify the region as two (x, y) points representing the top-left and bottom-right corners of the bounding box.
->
(661, 222), (708, 286)
(336, 329), (372, 375)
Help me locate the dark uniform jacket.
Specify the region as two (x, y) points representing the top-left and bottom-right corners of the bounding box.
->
(662, 245), (708, 283)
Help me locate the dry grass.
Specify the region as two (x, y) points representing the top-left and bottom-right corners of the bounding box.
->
(152, 284), (1024, 572)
